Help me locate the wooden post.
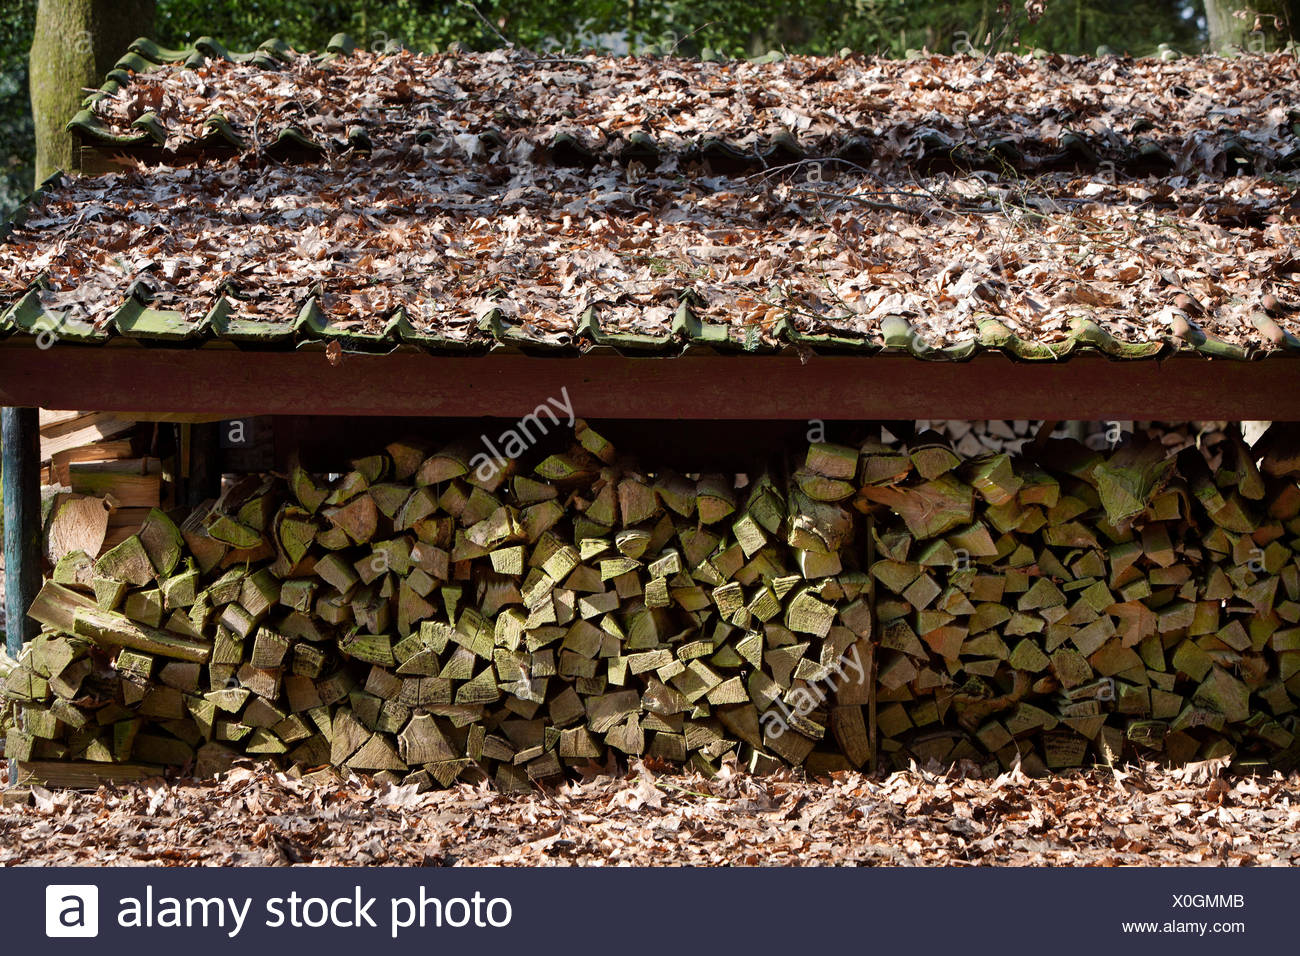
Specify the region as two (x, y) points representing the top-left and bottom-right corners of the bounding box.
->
(3, 407), (41, 655)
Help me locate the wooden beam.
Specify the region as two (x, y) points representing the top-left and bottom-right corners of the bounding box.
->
(0, 344), (1296, 421)
(3, 406), (41, 654)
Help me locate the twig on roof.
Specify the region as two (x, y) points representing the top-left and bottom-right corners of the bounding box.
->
(457, 0), (515, 50)
(746, 157), (875, 185)
(792, 187), (928, 217)
(668, 22), (720, 56)
(249, 105), (264, 157)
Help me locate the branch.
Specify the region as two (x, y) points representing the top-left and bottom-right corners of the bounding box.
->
(457, 1), (514, 49)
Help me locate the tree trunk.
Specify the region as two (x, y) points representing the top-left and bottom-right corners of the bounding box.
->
(29, 0), (155, 184)
(1204, 0), (1297, 51)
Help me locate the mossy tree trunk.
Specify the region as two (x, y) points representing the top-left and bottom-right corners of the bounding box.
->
(29, 0), (155, 184)
(1204, 0), (1297, 51)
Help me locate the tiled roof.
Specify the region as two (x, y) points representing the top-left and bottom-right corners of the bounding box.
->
(2, 40), (1300, 361)
(69, 38), (1300, 177)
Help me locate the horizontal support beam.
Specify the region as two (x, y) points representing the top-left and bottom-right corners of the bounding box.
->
(0, 345), (1295, 420)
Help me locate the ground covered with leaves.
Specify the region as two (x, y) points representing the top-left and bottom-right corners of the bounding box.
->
(2, 758), (1297, 866)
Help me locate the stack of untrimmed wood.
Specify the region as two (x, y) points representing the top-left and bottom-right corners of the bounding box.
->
(40, 410), (161, 557)
(39, 411), (137, 483)
(858, 425), (1300, 775)
(4, 422), (1297, 788)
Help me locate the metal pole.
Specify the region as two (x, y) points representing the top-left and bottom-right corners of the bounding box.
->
(3, 407), (41, 656)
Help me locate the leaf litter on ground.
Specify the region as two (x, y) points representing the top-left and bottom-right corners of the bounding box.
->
(1, 757), (1296, 866)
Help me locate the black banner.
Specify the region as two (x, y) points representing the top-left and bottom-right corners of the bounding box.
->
(15, 866), (1292, 953)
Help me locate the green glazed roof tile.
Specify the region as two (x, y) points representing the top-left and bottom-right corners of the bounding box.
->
(576, 306), (676, 353)
(61, 36), (1300, 187)
(196, 114), (244, 149)
(0, 173), (65, 242)
(110, 283), (212, 341)
(204, 297), (295, 343)
(1176, 320), (1251, 361)
(1190, 334), (1250, 361)
(477, 309), (575, 353)
(270, 126), (324, 154)
(292, 297), (402, 352)
(326, 34), (356, 57)
(775, 316), (880, 353)
(130, 113), (168, 145)
(1069, 317), (1168, 360)
(1251, 312), (1300, 353)
(5, 287), (109, 344)
(977, 318), (1077, 361)
(127, 38), (197, 63)
(671, 303), (734, 352)
(194, 37), (233, 62)
(112, 50), (160, 76)
(392, 309), (486, 353)
(878, 316), (981, 361)
(66, 109), (153, 145)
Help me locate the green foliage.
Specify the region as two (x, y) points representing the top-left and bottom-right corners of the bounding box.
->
(154, 0), (632, 53)
(0, 0), (37, 223)
(151, 0), (1205, 58)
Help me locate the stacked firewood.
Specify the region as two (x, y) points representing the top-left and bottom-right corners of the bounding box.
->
(859, 426), (1300, 774)
(3, 423), (872, 789)
(0, 648), (16, 744)
(40, 410), (162, 555)
(4, 422), (1297, 787)
(912, 420), (1042, 457)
